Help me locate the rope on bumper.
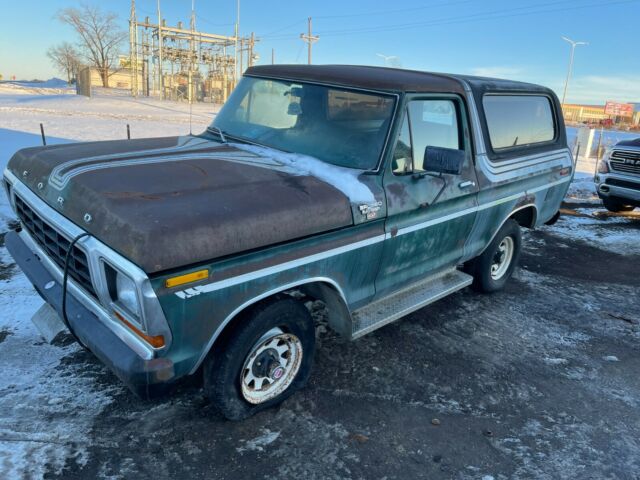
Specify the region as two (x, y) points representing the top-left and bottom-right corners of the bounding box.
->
(61, 232), (92, 348)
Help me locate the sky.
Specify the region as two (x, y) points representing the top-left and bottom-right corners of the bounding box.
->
(0, 0), (639, 104)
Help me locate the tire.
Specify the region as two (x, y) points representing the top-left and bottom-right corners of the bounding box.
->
(466, 219), (522, 293)
(204, 297), (315, 421)
(544, 210), (561, 226)
(602, 197), (635, 212)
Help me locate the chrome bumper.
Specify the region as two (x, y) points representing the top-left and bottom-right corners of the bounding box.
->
(596, 172), (640, 203)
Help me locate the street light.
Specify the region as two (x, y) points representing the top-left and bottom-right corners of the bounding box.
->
(376, 53), (399, 67)
(560, 36), (588, 106)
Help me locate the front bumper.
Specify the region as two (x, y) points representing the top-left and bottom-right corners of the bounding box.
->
(5, 230), (175, 398)
(596, 173), (640, 205)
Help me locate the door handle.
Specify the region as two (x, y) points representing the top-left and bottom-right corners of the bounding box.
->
(458, 180), (476, 189)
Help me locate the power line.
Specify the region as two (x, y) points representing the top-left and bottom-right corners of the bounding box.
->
(314, 0), (611, 37)
(257, 0), (474, 39)
(313, 0), (476, 19)
(261, 0), (638, 40)
(195, 14), (235, 28)
(260, 19), (307, 38)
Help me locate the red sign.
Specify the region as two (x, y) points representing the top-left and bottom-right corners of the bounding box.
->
(604, 101), (634, 117)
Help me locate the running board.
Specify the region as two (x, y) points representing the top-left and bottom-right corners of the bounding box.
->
(351, 269), (472, 339)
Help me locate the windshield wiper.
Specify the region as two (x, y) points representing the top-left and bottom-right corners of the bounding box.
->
(206, 126), (227, 143)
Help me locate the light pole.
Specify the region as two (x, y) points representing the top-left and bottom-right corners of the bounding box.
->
(560, 36), (588, 106)
(376, 53), (398, 67)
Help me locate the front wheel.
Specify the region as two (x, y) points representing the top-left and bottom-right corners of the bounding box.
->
(204, 297), (315, 420)
(466, 219), (522, 293)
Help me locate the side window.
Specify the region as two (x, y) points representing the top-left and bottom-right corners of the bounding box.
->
(483, 95), (555, 152)
(392, 99), (462, 175)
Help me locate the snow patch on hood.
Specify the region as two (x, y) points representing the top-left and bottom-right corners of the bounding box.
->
(230, 143), (375, 204)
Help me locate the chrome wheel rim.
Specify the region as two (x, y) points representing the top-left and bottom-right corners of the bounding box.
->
(491, 236), (514, 280)
(240, 327), (303, 404)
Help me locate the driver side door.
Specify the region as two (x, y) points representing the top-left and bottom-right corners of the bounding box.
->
(375, 95), (479, 297)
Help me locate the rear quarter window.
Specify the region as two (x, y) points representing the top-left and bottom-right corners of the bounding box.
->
(483, 95), (555, 152)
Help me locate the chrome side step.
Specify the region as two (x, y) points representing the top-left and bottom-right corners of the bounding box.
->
(351, 269), (473, 339)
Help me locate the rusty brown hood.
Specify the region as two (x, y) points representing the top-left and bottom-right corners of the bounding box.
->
(7, 135), (354, 273)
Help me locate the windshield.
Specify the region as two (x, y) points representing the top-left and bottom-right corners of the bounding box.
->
(211, 77), (396, 170)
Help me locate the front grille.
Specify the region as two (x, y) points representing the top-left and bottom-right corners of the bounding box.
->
(14, 195), (97, 299)
(605, 177), (640, 191)
(610, 150), (640, 176)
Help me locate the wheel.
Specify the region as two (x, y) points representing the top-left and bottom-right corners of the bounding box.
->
(466, 219), (522, 293)
(602, 197), (635, 212)
(204, 297), (315, 420)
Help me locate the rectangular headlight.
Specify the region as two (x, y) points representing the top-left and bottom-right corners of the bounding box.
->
(116, 272), (142, 317)
(104, 263), (142, 322)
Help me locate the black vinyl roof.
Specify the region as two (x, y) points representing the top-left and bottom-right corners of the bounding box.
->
(245, 64), (551, 96)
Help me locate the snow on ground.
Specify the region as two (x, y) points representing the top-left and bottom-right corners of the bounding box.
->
(0, 86), (217, 231)
(542, 207), (640, 256)
(0, 80), (73, 96)
(0, 246), (117, 478)
(565, 172), (599, 204)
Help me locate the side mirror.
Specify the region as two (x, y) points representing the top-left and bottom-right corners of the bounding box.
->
(422, 146), (465, 175)
(287, 102), (302, 115)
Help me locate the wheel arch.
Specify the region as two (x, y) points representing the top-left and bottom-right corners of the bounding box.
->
(510, 204), (538, 229)
(190, 277), (351, 374)
(477, 203), (537, 257)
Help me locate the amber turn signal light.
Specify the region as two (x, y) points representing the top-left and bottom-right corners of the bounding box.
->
(114, 310), (165, 348)
(165, 269), (209, 288)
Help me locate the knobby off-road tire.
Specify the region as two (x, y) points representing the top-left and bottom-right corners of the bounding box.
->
(602, 197), (635, 213)
(466, 219), (522, 293)
(204, 297), (315, 421)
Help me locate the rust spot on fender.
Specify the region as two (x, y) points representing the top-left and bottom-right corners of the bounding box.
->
(515, 194), (535, 208)
(390, 226), (398, 237)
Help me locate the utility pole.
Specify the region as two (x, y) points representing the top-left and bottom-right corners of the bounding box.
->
(248, 32), (255, 67)
(300, 17), (319, 65)
(234, 0), (240, 84)
(560, 36), (588, 106)
(157, 0), (163, 99)
(271, 48), (275, 65)
(189, 0), (196, 105)
(129, 0), (138, 97)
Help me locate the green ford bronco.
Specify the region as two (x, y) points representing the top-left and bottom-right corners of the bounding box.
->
(4, 65), (572, 419)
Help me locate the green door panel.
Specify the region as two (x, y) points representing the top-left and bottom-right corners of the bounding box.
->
(375, 95), (479, 297)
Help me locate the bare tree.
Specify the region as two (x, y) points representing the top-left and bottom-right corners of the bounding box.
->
(57, 4), (125, 88)
(47, 42), (82, 84)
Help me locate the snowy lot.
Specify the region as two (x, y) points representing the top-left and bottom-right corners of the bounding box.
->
(0, 84), (639, 479)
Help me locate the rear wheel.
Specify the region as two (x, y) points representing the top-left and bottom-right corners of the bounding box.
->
(204, 297), (315, 420)
(602, 197), (635, 212)
(466, 219), (522, 293)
